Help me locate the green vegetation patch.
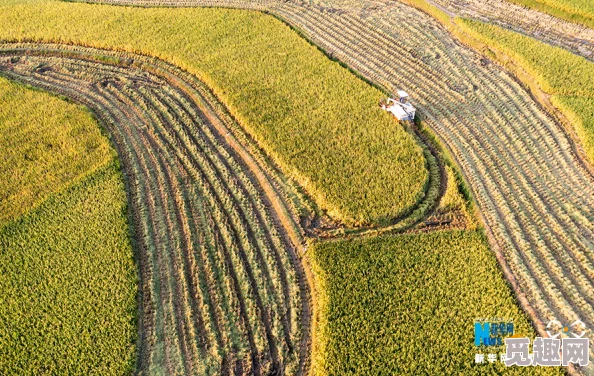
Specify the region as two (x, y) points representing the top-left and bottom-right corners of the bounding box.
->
(0, 1), (428, 225)
(310, 230), (563, 375)
(457, 18), (594, 164)
(0, 76), (111, 226)
(0, 161), (137, 375)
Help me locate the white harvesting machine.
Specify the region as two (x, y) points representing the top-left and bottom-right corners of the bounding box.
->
(380, 90), (416, 121)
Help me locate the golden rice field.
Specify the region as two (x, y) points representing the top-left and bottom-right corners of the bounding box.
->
(3, 0), (594, 374)
(0, 78), (136, 375)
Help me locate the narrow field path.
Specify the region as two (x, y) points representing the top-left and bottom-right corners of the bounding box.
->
(68, 0), (594, 371)
(0, 43), (310, 376)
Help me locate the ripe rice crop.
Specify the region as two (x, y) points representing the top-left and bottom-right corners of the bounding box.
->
(0, 76), (111, 226)
(0, 2), (430, 226)
(506, 0), (594, 28)
(421, 0), (594, 62)
(457, 18), (594, 164)
(310, 230), (563, 376)
(4, 0), (594, 372)
(46, 0), (594, 369)
(0, 161), (137, 375)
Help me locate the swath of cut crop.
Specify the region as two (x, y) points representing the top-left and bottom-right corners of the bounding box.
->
(0, 43), (310, 376)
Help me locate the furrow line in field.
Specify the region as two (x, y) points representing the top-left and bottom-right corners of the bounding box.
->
(123, 78), (270, 372)
(112, 81), (215, 362)
(152, 85), (296, 354)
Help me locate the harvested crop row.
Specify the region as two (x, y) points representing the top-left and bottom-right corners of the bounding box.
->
(0, 43), (310, 376)
(72, 0), (594, 370)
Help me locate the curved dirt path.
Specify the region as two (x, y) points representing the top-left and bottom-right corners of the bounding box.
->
(69, 0), (594, 372)
(0, 43), (310, 376)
